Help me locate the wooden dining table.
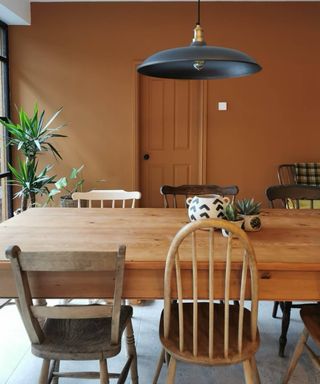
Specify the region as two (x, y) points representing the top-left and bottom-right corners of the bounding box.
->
(0, 207), (319, 301)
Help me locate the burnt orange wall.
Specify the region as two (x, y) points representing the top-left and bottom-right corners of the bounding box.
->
(8, 2), (320, 206)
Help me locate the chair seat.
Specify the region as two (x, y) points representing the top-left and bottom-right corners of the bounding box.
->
(300, 304), (320, 347)
(32, 305), (132, 360)
(159, 303), (260, 366)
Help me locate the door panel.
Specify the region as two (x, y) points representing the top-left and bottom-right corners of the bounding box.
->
(139, 76), (204, 207)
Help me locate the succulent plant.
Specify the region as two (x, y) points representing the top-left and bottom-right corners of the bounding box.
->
(236, 198), (261, 215)
(224, 203), (241, 221)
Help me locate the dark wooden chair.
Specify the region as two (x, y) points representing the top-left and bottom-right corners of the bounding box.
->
(160, 184), (239, 208)
(6, 245), (138, 384)
(283, 304), (320, 383)
(266, 184), (320, 357)
(152, 219), (260, 383)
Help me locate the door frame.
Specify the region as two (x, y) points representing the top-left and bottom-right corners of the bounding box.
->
(131, 61), (208, 193)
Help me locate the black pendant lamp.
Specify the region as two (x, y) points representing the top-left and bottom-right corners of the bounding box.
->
(137, 0), (262, 80)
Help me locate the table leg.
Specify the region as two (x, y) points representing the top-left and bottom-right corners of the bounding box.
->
(279, 301), (292, 357)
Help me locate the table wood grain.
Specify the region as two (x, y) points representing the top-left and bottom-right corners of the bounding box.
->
(0, 208), (319, 300)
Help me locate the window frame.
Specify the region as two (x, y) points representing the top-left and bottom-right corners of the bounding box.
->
(0, 20), (13, 218)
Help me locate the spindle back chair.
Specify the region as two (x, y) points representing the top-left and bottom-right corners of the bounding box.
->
(72, 190), (141, 208)
(154, 219), (260, 383)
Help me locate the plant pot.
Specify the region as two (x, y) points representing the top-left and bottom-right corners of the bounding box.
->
(241, 214), (262, 232)
(60, 196), (78, 208)
(222, 219), (244, 237)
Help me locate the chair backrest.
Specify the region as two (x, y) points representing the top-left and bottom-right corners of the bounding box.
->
(6, 245), (126, 346)
(160, 184), (239, 208)
(278, 164), (297, 185)
(266, 184), (320, 209)
(72, 190), (141, 208)
(163, 219), (258, 359)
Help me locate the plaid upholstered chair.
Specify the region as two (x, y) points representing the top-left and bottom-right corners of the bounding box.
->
(278, 163), (320, 186)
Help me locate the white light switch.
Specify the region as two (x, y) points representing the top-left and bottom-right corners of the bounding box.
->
(218, 102), (227, 111)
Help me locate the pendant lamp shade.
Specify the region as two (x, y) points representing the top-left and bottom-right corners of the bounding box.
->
(137, 44), (262, 80)
(137, 1), (262, 80)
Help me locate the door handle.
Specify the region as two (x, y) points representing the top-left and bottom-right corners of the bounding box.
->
(143, 154), (150, 160)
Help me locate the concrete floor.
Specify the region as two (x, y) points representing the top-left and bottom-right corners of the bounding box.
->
(0, 300), (319, 383)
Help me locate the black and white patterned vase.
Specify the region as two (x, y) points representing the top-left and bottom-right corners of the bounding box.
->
(186, 195), (230, 222)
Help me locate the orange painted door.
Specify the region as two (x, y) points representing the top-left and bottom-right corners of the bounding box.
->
(139, 76), (204, 207)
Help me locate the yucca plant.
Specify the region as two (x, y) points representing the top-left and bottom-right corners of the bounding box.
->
(0, 104), (66, 211)
(0, 105), (66, 161)
(236, 198), (261, 215)
(8, 160), (56, 211)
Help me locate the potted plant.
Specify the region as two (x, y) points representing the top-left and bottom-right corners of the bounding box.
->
(222, 203), (244, 237)
(235, 198), (262, 232)
(0, 104), (66, 211)
(49, 165), (84, 207)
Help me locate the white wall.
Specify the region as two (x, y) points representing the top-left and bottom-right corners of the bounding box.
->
(0, 0), (30, 25)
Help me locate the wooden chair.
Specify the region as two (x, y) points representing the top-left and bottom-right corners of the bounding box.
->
(153, 219), (260, 384)
(283, 304), (320, 383)
(160, 184), (239, 208)
(72, 190), (141, 208)
(6, 245), (138, 384)
(266, 184), (320, 357)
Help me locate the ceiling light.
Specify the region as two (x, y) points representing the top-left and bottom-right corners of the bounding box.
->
(137, 0), (262, 80)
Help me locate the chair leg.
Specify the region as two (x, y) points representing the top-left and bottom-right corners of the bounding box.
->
(125, 318), (138, 384)
(99, 359), (109, 384)
(48, 360), (60, 384)
(272, 301), (279, 318)
(243, 359), (254, 384)
(152, 348), (165, 384)
(279, 302), (292, 357)
(165, 356), (176, 384)
(282, 328), (309, 384)
(250, 356), (261, 384)
(38, 359), (50, 384)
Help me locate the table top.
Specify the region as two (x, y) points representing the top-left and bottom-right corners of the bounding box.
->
(0, 207), (319, 300)
(0, 207), (319, 271)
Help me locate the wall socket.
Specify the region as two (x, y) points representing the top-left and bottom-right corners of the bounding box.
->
(218, 102), (227, 111)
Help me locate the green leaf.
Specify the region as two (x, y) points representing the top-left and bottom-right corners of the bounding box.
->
(55, 177), (67, 189)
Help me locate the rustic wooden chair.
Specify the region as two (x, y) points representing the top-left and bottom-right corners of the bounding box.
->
(72, 190), (141, 208)
(6, 245), (138, 384)
(160, 184), (239, 208)
(283, 304), (320, 383)
(266, 184), (320, 357)
(153, 219), (260, 384)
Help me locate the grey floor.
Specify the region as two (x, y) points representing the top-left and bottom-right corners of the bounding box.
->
(0, 300), (319, 384)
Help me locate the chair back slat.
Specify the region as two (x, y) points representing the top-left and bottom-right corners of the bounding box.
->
(192, 232), (198, 356)
(238, 250), (248, 354)
(17, 251), (118, 272)
(160, 184), (239, 208)
(6, 245), (126, 346)
(72, 191), (141, 209)
(175, 255), (184, 352)
(163, 219), (258, 361)
(208, 228), (214, 359)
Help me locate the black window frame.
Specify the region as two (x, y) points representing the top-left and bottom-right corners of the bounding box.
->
(0, 20), (13, 218)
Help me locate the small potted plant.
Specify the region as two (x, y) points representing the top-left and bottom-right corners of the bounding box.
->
(222, 203), (244, 237)
(49, 165), (84, 207)
(236, 198), (262, 232)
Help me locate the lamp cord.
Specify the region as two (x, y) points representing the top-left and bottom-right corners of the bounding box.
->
(197, 0), (201, 25)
